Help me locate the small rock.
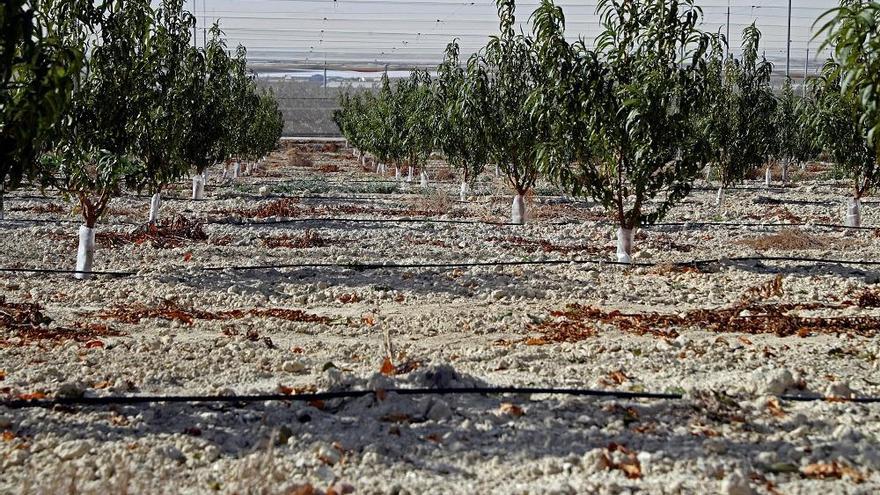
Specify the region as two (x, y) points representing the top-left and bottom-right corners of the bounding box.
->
(281, 360), (306, 373)
(763, 368), (795, 395)
(328, 481), (355, 494)
(721, 470), (754, 495)
(55, 440), (90, 460)
(582, 448), (607, 474)
(425, 399), (453, 421)
(57, 382), (85, 399)
(825, 381), (856, 398)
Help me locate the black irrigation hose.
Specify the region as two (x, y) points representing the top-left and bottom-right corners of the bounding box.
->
(2, 254), (880, 279)
(213, 216), (568, 227)
(3, 386), (878, 410)
(0, 267), (134, 277)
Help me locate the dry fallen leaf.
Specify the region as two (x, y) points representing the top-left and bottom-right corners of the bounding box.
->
(17, 392), (46, 401)
(290, 484), (315, 495)
(84, 340), (104, 349)
(603, 443), (642, 479)
(380, 357), (395, 376)
(766, 397), (786, 418)
(801, 461), (865, 482)
(525, 337), (548, 346)
(498, 403), (524, 417)
(183, 252), (193, 262)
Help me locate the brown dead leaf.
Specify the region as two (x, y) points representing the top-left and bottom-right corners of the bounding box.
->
(2, 430), (15, 442)
(603, 443), (642, 479)
(380, 357), (395, 376)
(525, 337), (548, 346)
(801, 462), (865, 483)
(767, 397), (786, 418)
(738, 336), (753, 346)
(290, 484), (316, 495)
(17, 392), (46, 401)
(498, 403), (524, 417)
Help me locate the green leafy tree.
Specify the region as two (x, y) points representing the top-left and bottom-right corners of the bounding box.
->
(817, 1), (880, 226)
(130, 0), (198, 222)
(1, 0), (83, 218)
(398, 70), (435, 185)
(44, 0), (154, 278)
(183, 23), (232, 200)
(531, 0), (717, 260)
(808, 61), (878, 226)
(704, 25), (777, 203)
(774, 77), (819, 183)
(468, 0), (546, 224)
(434, 40), (490, 200)
(819, 1), (880, 146)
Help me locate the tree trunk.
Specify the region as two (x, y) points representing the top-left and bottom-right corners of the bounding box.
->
(394, 166), (400, 180)
(715, 186), (725, 207)
(459, 181), (468, 201)
(616, 227), (634, 264)
(0, 186), (4, 221)
(781, 160), (789, 186)
(407, 166), (413, 182)
(231, 161), (240, 179)
(149, 192), (161, 224)
(420, 170), (429, 188)
(511, 194), (525, 224)
(845, 197), (861, 227)
(75, 225), (96, 280)
(765, 166), (772, 187)
(704, 164), (712, 183)
(192, 174), (205, 200)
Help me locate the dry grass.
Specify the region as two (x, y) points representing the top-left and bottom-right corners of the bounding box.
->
(263, 230), (335, 249)
(434, 167), (455, 181)
(287, 148), (314, 168)
(410, 191), (453, 216)
(318, 163), (340, 173)
(98, 216), (208, 249)
(738, 229), (834, 251)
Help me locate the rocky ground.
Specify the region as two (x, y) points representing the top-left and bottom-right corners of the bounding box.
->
(1, 143), (879, 494)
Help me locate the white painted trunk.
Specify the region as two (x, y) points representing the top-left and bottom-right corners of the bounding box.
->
(192, 175), (205, 200)
(704, 164), (712, 183)
(407, 166), (413, 182)
(511, 194), (526, 224)
(715, 186), (725, 207)
(616, 227), (634, 264)
(244, 162), (252, 175)
(148, 193), (161, 224)
(495, 164), (500, 177)
(75, 225), (96, 280)
(395, 166), (400, 180)
(231, 162), (240, 179)
(459, 181), (468, 201)
(765, 167), (772, 187)
(360, 155), (366, 167)
(375, 162), (381, 173)
(420, 170), (429, 188)
(845, 198), (862, 227)
(781, 162), (788, 185)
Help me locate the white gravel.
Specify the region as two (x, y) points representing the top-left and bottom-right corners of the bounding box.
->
(1, 149), (879, 494)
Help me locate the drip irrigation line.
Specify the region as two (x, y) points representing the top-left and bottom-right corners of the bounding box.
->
(3, 387), (877, 410)
(0, 267), (134, 277)
(211, 216), (561, 227)
(2, 254), (879, 280)
(202, 258), (644, 272)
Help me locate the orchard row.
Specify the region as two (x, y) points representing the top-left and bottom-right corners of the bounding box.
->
(3, 0), (284, 276)
(334, 0), (880, 261)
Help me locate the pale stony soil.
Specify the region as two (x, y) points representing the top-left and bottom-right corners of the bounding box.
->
(1, 145), (879, 494)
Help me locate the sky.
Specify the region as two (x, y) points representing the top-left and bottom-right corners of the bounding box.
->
(182, 0), (841, 77)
